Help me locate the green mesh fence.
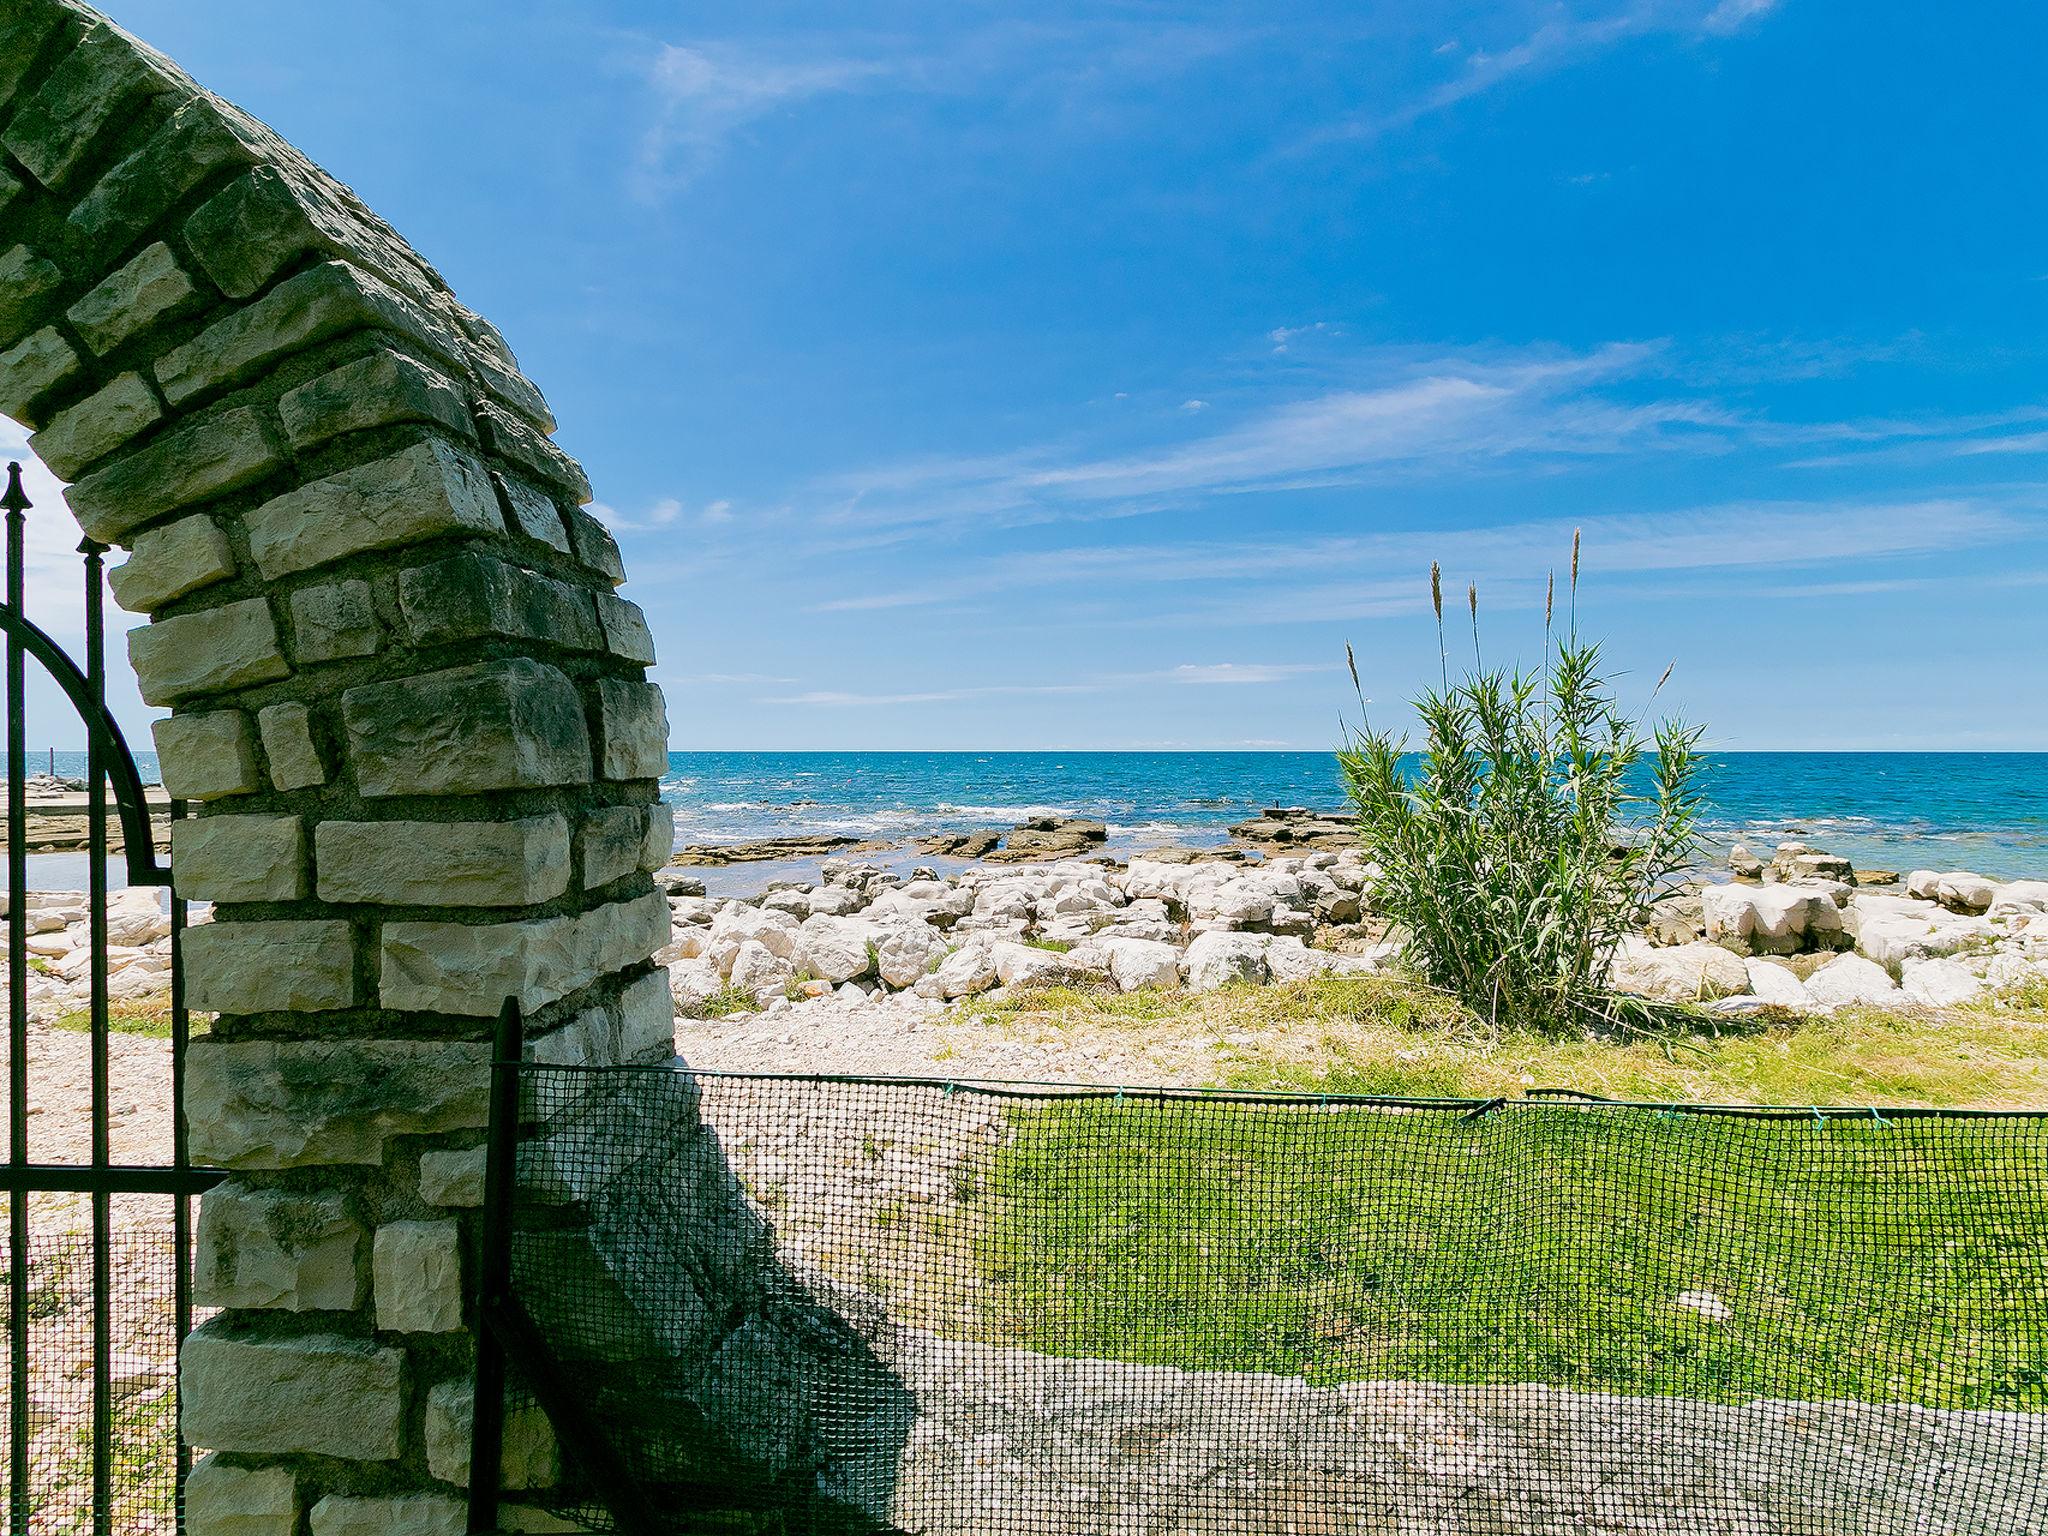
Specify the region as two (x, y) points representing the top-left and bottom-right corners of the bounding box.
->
(508, 1065), (2048, 1535)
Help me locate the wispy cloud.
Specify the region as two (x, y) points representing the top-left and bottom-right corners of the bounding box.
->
(1168, 663), (1327, 685)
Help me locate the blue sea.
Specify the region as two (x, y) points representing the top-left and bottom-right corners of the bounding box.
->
(42, 749), (2048, 881)
(660, 751), (2048, 881)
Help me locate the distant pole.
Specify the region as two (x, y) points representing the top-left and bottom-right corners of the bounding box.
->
(47, 748), (53, 776)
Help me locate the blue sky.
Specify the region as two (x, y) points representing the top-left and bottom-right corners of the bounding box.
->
(15, 0), (2048, 750)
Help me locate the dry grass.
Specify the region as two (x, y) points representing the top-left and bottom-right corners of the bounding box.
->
(966, 974), (2048, 1109)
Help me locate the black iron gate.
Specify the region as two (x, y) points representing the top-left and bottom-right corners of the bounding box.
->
(1, 462), (219, 1535)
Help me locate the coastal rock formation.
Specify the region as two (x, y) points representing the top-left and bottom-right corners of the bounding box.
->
(1228, 806), (1357, 852)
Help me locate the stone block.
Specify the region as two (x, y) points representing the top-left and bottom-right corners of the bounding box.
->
(379, 891), (669, 1017)
(315, 814), (570, 907)
(171, 814), (306, 903)
(184, 1455), (298, 1536)
(30, 372), (163, 480)
(109, 514), (235, 614)
(180, 1322), (404, 1461)
(342, 657), (590, 798)
(643, 801), (675, 871)
(417, 1145), (485, 1207)
(186, 1038), (490, 1170)
(0, 167), (19, 218)
(0, 9), (65, 115)
(183, 165), (339, 299)
(195, 1182), (365, 1312)
(244, 437), (501, 580)
(595, 678), (669, 781)
(0, 327), (80, 426)
(565, 506), (624, 585)
(66, 242), (203, 356)
(279, 347), (472, 449)
(308, 1494), (464, 1536)
(69, 99), (257, 251)
(65, 406), (284, 544)
(152, 710), (262, 800)
(255, 702), (326, 790)
(128, 597), (289, 705)
(580, 803), (658, 889)
(493, 472), (570, 553)
(183, 919), (355, 1015)
(476, 401), (590, 503)
(0, 245), (64, 350)
(617, 966), (675, 1061)
(287, 579), (380, 663)
(594, 592), (656, 664)
(423, 1378), (559, 1489)
(155, 260), (454, 409)
(397, 551), (599, 651)
(1, 21), (178, 190)
(372, 1220), (463, 1334)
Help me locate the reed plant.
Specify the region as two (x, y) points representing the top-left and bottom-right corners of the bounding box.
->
(1339, 534), (1705, 1035)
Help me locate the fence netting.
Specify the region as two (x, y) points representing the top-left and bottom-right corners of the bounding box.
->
(509, 1065), (2048, 1535)
(0, 1200), (190, 1536)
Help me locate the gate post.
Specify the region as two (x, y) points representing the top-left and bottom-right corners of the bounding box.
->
(0, 4), (675, 1528)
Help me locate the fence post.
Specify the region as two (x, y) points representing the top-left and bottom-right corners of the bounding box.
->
(468, 996), (524, 1534)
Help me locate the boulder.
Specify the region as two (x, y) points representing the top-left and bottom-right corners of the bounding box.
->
(1701, 883), (1843, 956)
(1728, 844), (1764, 881)
(1905, 870), (1942, 901)
(1182, 931), (1270, 991)
(666, 958), (723, 1016)
(1611, 941), (1751, 1003)
(1804, 953), (1900, 1010)
(1096, 937), (1181, 992)
(728, 941), (793, 1005)
(794, 915), (875, 984)
(872, 924), (946, 990)
(1901, 958), (1987, 1008)
(1935, 873), (1997, 914)
(1743, 959), (1812, 1008)
(933, 943), (999, 999)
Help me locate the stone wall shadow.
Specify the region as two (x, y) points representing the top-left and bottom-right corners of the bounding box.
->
(510, 1061), (915, 1533)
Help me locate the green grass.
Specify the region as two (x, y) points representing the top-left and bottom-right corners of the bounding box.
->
(978, 1093), (2048, 1409)
(51, 1001), (180, 1039)
(701, 984), (757, 1018)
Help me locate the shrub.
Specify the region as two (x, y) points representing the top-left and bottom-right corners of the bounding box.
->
(1339, 539), (1704, 1034)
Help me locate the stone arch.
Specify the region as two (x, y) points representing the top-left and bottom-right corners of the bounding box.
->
(2, 1), (671, 1526)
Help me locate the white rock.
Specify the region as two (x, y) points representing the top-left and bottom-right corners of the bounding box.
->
(873, 924), (946, 990)
(1742, 959), (1812, 1008)
(989, 941), (1077, 988)
(1182, 931), (1270, 991)
(1901, 958), (1987, 1008)
(1990, 881), (2048, 919)
(1804, 952), (1900, 1010)
(1701, 883), (1842, 955)
(105, 888), (171, 946)
(1097, 937), (1181, 992)
(934, 942), (999, 998)
(666, 958), (722, 1016)
(1673, 1290), (1731, 1323)
(1935, 873), (1996, 914)
(794, 915), (875, 984)
(729, 940), (794, 1005)
(1613, 940), (1751, 1002)
(1905, 870), (1943, 901)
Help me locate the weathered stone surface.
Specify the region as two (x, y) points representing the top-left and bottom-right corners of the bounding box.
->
(184, 919), (355, 1015)
(108, 514), (235, 614)
(476, 401), (590, 503)
(171, 813), (306, 903)
(195, 1182), (365, 1312)
(417, 1145), (485, 1207)
(315, 814), (570, 907)
(595, 678), (668, 781)
(373, 1220), (463, 1333)
(186, 1039), (490, 1169)
(424, 1378), (559, 1489)
(594, 592), (656, 664)
(180, 1322), (404, 1461)
(279, 347), (472, 449)
(565, 506), (624, 585)
(580, 803), (664, 889)
(27, 371), (161, 479)
(256, 702), (325, 790)
(0, 9), (64, 116)
(0, 168), (19, 218)
(0, 326), (80, 424)
(379, 891), (669, 1017)
(308, 1494), (463, 1536)
(0, 245), (64, 349)
(155, 260), (451, 409)
(245, 436), (500, 579)
(184, 1456), (298, 1536)
(129, 597), (289, 705)
(66, 406), (284, 544)
(68, 97), (256, 250)
(66, 241), (203, 356)
(397, 551), (600, 651)
(493, 472), (570, 553)
(152, 710), (262, 800)
(343, 658), (591, 798)
(287, 579), (380, 663)
(183, 165), (346, 299)
(1, 20), (177, 189)
(617, 967), (675, 1060)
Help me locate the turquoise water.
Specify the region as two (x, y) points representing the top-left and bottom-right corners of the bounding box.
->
(661, 751), (2048, 879)
(43, 749), (2048, 879)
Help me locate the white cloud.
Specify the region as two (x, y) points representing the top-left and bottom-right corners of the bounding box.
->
(1169, 663), (1325, 685)
(1701, 0), (1779, 36)
(1180, 399), (1209, 413)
